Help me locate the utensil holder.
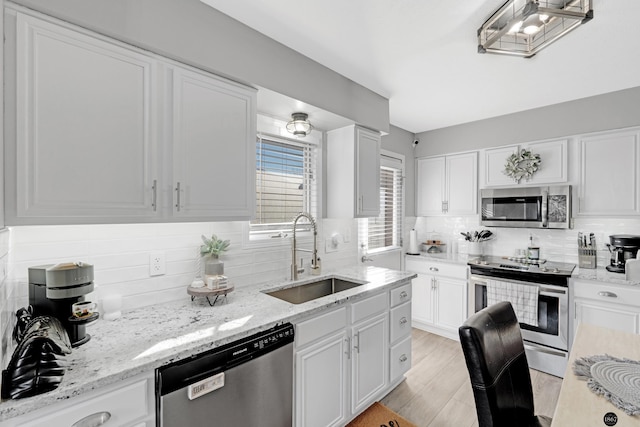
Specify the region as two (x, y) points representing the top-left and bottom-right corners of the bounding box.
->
(578, 249), (597, 269)
(468, 241), (483, 257)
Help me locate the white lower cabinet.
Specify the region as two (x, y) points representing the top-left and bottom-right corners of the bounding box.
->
(296, 329), (349, 427)
(294, 283), (412, 427)
(0, 372), (154, 427)
(351, 312), (388, 414)
(572, 279), (640, 338)
(406, 257), (468, 341)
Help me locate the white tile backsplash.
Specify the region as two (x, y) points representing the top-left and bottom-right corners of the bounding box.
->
(415, 215), (640, 266)
(6, 219), (360, 318)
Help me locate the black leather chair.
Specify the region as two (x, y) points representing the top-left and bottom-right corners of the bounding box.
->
(458, 301), (552, 427)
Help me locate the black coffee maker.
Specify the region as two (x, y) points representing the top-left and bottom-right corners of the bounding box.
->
(606, 235), (640, 273)
(28, 262), (97, 347)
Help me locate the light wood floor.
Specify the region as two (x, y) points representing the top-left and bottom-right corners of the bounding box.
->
(381, 328), (563, 427)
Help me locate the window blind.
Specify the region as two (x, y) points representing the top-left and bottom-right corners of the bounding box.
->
(364, 155), (403, 251)
(251, 135), (317, 235)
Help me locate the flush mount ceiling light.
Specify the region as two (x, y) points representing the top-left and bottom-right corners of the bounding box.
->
(478, 0), (593, 58)
(286, 112), (314, 137)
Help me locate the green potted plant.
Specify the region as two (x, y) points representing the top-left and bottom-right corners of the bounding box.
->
(200, 234), (230, 276)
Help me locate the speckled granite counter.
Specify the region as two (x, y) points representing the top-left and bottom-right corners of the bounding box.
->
(404, 252), (470, 266)
(572, 266), (640, 286)
(0, 266), (415, 421)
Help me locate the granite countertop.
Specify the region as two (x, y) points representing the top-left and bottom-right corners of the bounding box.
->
(0, 266), (416, 421)
(404, 252), (470, 266)
(572, 266), (640, 286)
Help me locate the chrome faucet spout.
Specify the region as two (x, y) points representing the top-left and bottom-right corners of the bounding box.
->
(291, 212), (320, 280)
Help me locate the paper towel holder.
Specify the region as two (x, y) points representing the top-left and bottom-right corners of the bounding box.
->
(407, 229), (420, 255)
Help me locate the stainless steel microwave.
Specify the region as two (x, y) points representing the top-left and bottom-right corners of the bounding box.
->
(480, 185), (572, 229)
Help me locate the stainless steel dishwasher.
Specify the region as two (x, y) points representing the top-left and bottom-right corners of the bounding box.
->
(156, 323), (294, 426)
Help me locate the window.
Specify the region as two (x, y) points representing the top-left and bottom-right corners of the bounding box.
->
(251, 134), (318, 238)
(361, 153), (404, 252)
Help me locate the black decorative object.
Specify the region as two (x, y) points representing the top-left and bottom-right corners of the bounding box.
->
(2, 312), (72, 399)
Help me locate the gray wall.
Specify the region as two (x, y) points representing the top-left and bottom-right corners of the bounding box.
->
(414, 86), (640, 157)
(381, 125), (416, 216)
(11, 0), (390, 133)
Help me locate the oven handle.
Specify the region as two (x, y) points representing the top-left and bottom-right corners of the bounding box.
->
(523, 342), (567, 358)
(470, 275), (567, 297)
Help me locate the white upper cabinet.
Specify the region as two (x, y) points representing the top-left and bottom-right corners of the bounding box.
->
(484, 146), (518, 187)
(326, 125), (381, 218)
(483, 139), (568, 187)
(170, 65), (256, 220)
(8, 12), (158, 223)
(5, 9), (257, 224)
(416, 151), (477, 216)
(577, 128), (640, 216)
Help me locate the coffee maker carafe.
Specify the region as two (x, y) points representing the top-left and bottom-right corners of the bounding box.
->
(606, 235), (640, 273)
(28, 262), (97, 347)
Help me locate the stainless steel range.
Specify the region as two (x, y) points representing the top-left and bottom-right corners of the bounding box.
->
(468, 255), (576, 378)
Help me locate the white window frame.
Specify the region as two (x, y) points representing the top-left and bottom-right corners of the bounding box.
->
(243, 115), (322, 248)
(360, 150), (405, 255)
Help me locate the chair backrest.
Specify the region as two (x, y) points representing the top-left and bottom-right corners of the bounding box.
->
(459, 301), (535, 427)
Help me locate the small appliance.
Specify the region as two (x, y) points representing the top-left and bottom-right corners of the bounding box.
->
(606, 235), (640, 273)
(480, 185), (572, 229)
(28, 262), (97, 347)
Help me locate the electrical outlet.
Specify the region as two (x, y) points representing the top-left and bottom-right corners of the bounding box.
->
(149, 251), (166, 276)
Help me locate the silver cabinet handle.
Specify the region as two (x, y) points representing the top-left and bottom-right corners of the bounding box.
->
(354, 332), (360, 353)
(72, 412), (111, 427)
(429, 267), (439, 272)
(400, 291), (408, 299)
(598, 291), (618, 298)
(399, 354), (408, 363)
(151, 179), (157, 212)
(175, 182), (181, 211)
(400, 317), (408, 325)
(345, 337), (351, 359)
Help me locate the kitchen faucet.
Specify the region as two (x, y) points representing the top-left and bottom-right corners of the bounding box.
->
(291, 212), (320, 280)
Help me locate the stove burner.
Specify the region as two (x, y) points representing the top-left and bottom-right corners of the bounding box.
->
(469, 255), (576, 277)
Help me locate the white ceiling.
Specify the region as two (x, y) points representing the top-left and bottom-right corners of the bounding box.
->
(201, 0), (640, 133)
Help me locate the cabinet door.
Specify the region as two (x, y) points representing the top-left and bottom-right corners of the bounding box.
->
(574, 298), (640, 335)
(355, 127), (381, 217)
(434, 277), (467, 333)
(296, 330), (349, 427)
(578, 129), (640, 216)
(523, 139), (568, 184)
(416, 157), (445, 216)
(411, 274), (434, 325)
(171, 65), (256, 220)
(446, 152), (478, 215)
(351, 313), (388, 414)
(11, 13), (158, 223)
(484, 146), (518, 187)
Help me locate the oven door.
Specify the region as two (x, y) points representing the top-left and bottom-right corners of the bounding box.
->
(470, 275), (568, 351)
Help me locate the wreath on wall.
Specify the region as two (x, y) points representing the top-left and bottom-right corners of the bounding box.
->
(503, 148), (541, 183)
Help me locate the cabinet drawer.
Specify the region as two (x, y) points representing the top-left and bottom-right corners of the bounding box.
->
(390, 335), (412, 382)
(296, 307), (348, 347)
(352, 292), (388, 324)
(405, 259), (467, 280)
(390, 283), (411, 308)
(573, 279), (640, 305)
(14, 377), (150, 427)
(390, 302), (412, 343)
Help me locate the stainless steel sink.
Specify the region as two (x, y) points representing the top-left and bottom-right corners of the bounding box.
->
(265, 277), (366, 304)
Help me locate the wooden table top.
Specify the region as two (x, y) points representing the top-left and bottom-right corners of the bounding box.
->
(552, 323), (640, 427)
